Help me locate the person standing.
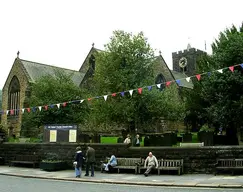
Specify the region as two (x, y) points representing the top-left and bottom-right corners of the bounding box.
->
(133, 134), (141, 147)
(85, 145), (96, 177)
(124, 134), (131, 144)
(73, 146), (84, 178)
(144, 152), (158, 177)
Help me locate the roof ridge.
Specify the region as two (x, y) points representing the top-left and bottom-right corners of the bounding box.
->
(20, 59), (80, 73)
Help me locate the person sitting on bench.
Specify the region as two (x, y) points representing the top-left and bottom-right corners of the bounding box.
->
(103, 155), (117, 172)
(144, 152), (158, 177)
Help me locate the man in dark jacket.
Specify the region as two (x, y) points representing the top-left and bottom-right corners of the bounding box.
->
(85, 145), (95, 177)
(74, 146), (84, 178)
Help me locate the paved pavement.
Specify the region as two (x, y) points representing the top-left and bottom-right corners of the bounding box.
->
(3, 175), (243, 192)
(0, 166), (243, 189)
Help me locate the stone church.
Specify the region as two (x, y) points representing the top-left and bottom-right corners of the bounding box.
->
(1, 44), (205, 137)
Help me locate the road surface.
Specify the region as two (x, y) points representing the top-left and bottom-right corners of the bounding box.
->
(0, 175), (242, 192)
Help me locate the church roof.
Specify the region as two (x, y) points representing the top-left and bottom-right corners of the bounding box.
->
(20, 59), (85, 87)
(171, 70), (193, 89)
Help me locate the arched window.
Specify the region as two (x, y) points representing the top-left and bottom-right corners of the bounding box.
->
(89, 54), (95, 71)
(8, 76), (20, 115)
(155, 74), (166, 90)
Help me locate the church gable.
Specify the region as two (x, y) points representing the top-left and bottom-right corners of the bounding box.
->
(152, 55), (175, 82)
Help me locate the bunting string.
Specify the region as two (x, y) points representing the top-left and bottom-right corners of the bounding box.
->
(1, 63), (243, 115)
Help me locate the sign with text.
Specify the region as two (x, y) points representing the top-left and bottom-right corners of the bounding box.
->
(43, 124), (78, 143)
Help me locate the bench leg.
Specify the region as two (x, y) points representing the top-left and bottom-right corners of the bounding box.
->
(158, 169), (160, 175)
(118, 169), (120, 174)
(178, 169), (180, 175)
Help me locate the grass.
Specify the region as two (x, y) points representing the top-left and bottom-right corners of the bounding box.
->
(101, 133), (199, 146)
(101, 137), (119, 144)
(101, 136), (144, 146)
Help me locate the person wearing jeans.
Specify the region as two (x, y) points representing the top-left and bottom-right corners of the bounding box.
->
(73, 146), (84, 178)
(144, 152), (158, 177)
(85, 145), (96, 177)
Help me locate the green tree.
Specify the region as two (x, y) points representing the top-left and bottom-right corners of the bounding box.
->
(21, 70), (89, 137)
(0, 89), (2, 110)
(186, 23), (243, 144)
(84, 30), (185, 133)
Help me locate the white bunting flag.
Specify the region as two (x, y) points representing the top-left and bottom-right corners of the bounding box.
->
(22, 109), (25, 114)
(156, 84), (161, 88)
(186, 77), (191, 82)
(217, 69), (223, 73)
(80, 100), (84, 103)
(57, 104), (60, 109)
(129, 90), (133, 96)
(38, 106), (42, 111)
(6, 110), (9, 115)
(104, 95), (108, 101)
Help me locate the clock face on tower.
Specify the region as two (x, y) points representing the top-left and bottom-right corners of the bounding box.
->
(179, 57), (188, 68)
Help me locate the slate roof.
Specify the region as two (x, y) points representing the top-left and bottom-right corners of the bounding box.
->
(171, 70), (193, 89)
(20, 59), (85, 87)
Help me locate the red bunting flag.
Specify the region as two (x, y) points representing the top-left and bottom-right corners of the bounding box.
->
(88, 98), (92, 101)
(27, 108), (31, 113)
(63, 102), (67, 107)
(196, 74), (201, 81)
(44, 105), (48, 110)
(166, 81), (171, 87)
(229, 66), (234, 72)
(138, 88), (143, 94)
(10, 110), (14, 115)
(112, 93), (116, 97)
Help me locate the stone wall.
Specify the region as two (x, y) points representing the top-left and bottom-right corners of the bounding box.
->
(1, 143), (243, 173)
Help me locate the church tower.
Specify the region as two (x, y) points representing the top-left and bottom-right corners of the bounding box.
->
(172, 44), (207, 76)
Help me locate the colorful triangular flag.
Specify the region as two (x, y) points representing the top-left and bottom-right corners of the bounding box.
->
(207, 72), (211, 76)
(27, 108), (31, 113)
(229, 66), (234, 72)
(166, 81), (171, 87)
(63, 102), (67, 107)
(186, 77), (190, 82)
(156, 84), (161, 89)
(112, 93), (116, 97)
(217, 69), (223, 73)
(44, 105), (48, 110)
(129, 90), (133, 96)
(138, 88), (143, 94)
(196, 74), (201, 81)
(80, 100), (84, 103)
(88, 98), (92, 101)
(32, 107), (36, 112)
(176, 79), (181, 85)
(104, 95), (108, 101)
(147, 86), (152, 91)
(240, 63), (243, 68)
(120, 92), (125, 97)
(22, 109), (25, 114)
(38, 106), (42, 111)
(10, 110), (14, 115)
(57, 104), (60, 109)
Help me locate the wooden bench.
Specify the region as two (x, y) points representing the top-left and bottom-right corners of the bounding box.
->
(138, 159), (184, 175)
(158, 159), (184, 175)
(9, 155), (40, 168)
(101, 157), (141, 174)
(179, 142), (204, 147)
(214, 159), (243, 175)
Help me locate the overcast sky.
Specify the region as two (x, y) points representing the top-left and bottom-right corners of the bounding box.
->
(0, 0), (242, 89)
